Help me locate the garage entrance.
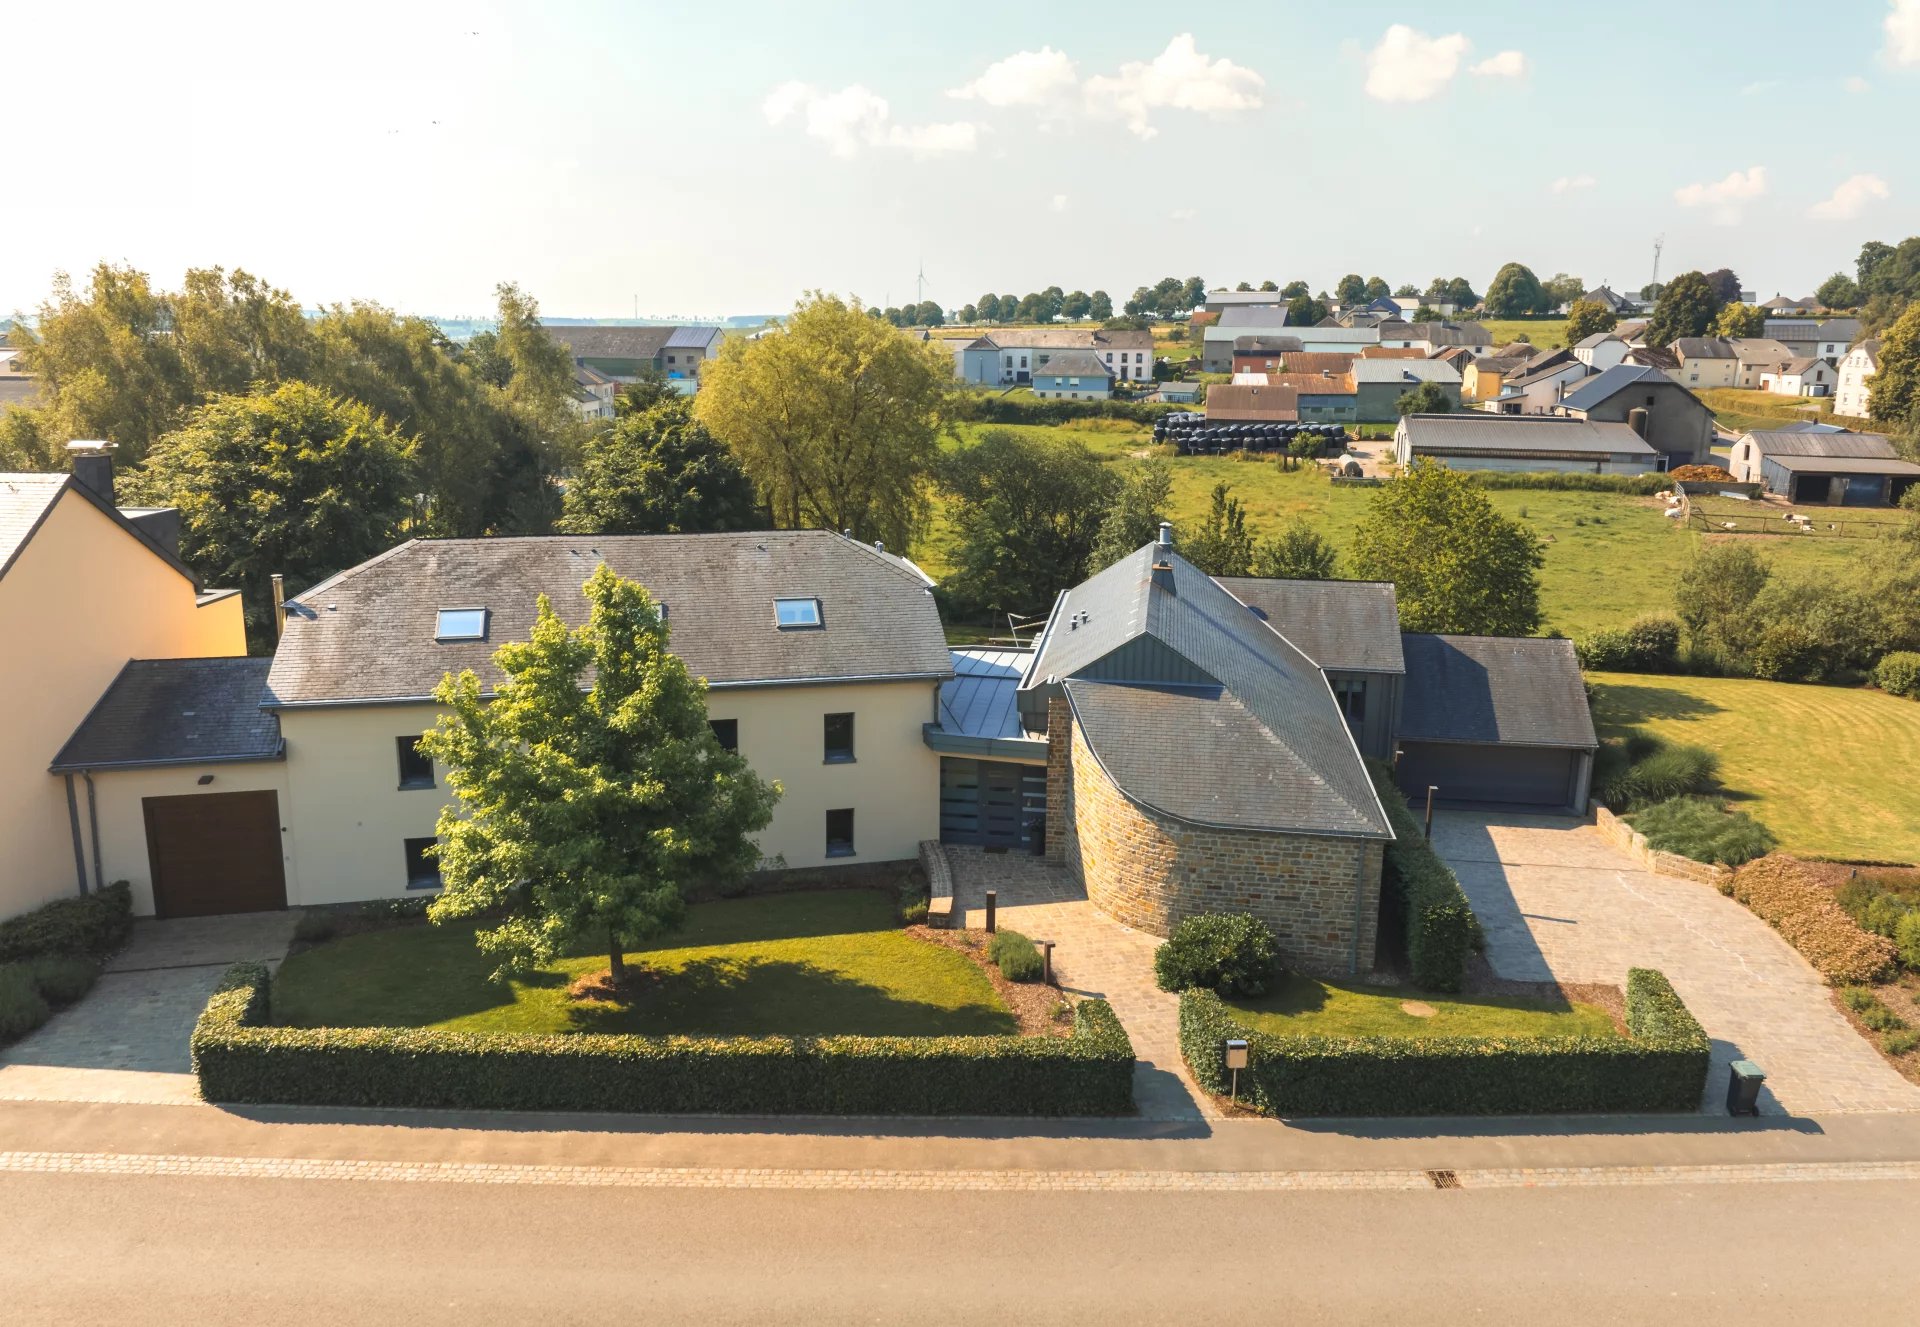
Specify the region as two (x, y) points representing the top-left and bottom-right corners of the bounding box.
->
(142, 791), (288, 918)
(939, 758), (1047, 851)
(1396, 743), (1581, 811)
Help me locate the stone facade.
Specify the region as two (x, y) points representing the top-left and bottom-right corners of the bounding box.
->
(1593, 805), (1733, 890)
(1046, 698), (1385, 973)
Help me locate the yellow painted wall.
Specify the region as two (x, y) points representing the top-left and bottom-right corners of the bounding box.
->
(1461, 363), (1502, 402)
(82, 762), (295, 916)
(0, 489), (247, 919)
(275, 678), (941, 906)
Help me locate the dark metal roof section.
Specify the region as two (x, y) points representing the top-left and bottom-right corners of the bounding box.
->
(265, 530), (952, 707)
(1397, 634), (1597, 750)
(1744, 429), (1898, 458)
(52, 658), (282, 772)
(924, 648), (1046, 760)
(1023, 544), (1391, 839)
(1557, 362), (1683, 413)
(1216, 578), (1406, 674)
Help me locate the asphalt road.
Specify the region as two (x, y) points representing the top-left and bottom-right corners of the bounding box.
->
(3, 1172), (1916, 1323)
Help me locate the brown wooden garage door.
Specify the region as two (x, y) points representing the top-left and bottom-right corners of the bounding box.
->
(143, 791), (288, 918)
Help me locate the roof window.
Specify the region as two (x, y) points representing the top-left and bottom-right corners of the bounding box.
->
(436, 608), (488, 641)
(775, 597), (822, 629)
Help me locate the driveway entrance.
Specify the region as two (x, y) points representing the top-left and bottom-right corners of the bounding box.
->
(1431, 810), (1920, 1116)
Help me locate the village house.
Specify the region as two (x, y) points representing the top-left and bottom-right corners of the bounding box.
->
(1835, 338), (1881, 419)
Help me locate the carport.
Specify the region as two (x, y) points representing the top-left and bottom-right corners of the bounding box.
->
(1394, 634), (1597, 813)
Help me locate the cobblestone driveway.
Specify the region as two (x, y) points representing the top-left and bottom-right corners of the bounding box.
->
(1432, 811), (1920, 1116)
(0, 911), (299, 1105)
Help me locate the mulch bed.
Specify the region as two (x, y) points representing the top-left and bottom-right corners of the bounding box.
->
(908, 925), (1074, 1038)
(1462, 955), (1628, 1035)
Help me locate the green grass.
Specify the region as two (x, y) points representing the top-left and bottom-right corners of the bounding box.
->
(1223, 972), (1619, 1039)
(1478, 317), (1569, 350)
(1589, 672), (1920, 864)
(1694, 387), (1835, 436)
(1689, 493), (1909, 539)
(271, 890), (1017, 1037)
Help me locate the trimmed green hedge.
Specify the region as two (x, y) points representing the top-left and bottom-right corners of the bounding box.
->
(191, 963), (1135, 1116)
(953, 395), (1177, 427)
(1368, 764), (1478, 992)
(1178, 969), (1709, 1116)
(0, 881), (133, 963)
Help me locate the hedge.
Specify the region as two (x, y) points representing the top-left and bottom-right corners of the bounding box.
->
(191, 963), (1136, 1116)
(1178, 969), (1709, 1116)
(1460, 471), (1670, 495)
(1368, 763), (1478, 992)
(0, 881), (132, 963)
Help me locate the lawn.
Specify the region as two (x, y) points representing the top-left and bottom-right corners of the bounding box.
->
(1695, 387), (1834, 436)
(1477, 317), (1569, 350)
(1223, 972), (1618, 1039)
(271, 889), (1017, 1037)
(1588, 672), (1920, 864)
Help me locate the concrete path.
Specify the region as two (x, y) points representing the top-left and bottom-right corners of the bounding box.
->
(948, 848), (1216, 1120)
(1432, 811), (1920, 1117)
(0, 911), (299, 1105)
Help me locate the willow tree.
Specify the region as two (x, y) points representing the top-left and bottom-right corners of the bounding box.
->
(694, 292), (953, 552)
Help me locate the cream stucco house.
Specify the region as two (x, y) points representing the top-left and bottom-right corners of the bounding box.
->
(2, 448), (246, 921)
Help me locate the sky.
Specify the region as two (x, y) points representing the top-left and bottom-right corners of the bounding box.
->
(6, 0), (1920, 321)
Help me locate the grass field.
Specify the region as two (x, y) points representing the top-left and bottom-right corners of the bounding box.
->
(1224, 972), (1618, 1039)
(1689, 493), (1909, 540)
(1477, 317), (1569, 350)
(1588, 672), (1920, 864)
(1695, 387), (1840, 436)
(271, 890), (1016, 1037)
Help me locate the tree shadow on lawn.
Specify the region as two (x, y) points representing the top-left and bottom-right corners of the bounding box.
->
(1591, 680), (1727, 727)
(566, 956), (1018, 1039)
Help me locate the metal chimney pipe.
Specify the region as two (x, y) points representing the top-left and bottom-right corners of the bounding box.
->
(271, 574), (286, 639)
(1157, 521), (1173, 548)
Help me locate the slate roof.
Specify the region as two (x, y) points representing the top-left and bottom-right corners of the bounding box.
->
(51, 658), (282, 772)
(548, 326), (678, 360)
(266, 531), (952, 707)
(1350, 358), (1461, 385)
(1034, 351), (1112, 378)
(1850, 337), (1882, 366)
(1024, 544), (1391, 839)
(1214, 578), (1405, 674)
(1773, 357), (1827, 375)
(1398, 635), (1597, 750)
(1674, 337), (1735, 359)
(1557, 363), (1682, 412)
(1729, 338), (1794, 364)
(1392, 322), (1491, 346)
(1231, 335), (1305, 354)
(1399, 414), (1655, 457)
(0, 473), (67, 579)
(1217, 306), (1292, 329)
(1575, 332), (1622, 350)
(1502, 349), (1586, 389)
(1272, 352), (1356, 376)
(1745, 429), (1899, 459)
(981, 327), (1154, 351)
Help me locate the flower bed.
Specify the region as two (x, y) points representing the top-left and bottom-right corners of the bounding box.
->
(1726, 857), (1895, 985)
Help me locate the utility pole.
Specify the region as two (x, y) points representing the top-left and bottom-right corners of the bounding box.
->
(1649, 235), (1665, 294)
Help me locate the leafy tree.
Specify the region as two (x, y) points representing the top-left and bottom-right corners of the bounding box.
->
(1235, 281), (1253, 292)
(914, 301), (945, 327)
(420, 565), (779, 986)
(1413, 305), (1441, 322)
(1816, 272), (1861, 310)
(975, 293), (1000, 323)
(559, 398), (762, 537)
(1180, 482), (1255, 578)
(936, 430), (1120, 620)
(1258, 280), (1280, 293)
(958, 303), (978, 324)
(1251, 519), (1337, 579)
(1675, 542), (1771, 669)
(1335, 274), (1368, 305)
(1646, 271), (1723, 345)
(1869, 303), (1920, 430)
(126, 382), (414, 648)
(1287, 293), (1330, 327)
(1363, 277), (1390, 301)
(1564, 299), (1618, 345)
(1712, 302), (1766, 339)
(1543, 273), (1586, 309)
(1089, 290), (1113, 320)
(1090, 457), (1173, 569)
(1446, 277), (1478, 308)
(1396, 381), (1454, 416)
(1350, 460), (1544, 635)
(1483, 263), (1549, 318)
(1640, 281), (1665, 302)
(1703, 269), (1743, 306)
(1180, 277), (1207, 311)
(1858, 240), (1897, 291)
(695, 291), (952, 552)
(1061, 290), (1092, 320)
(1281, 280), (1311, 299)
(1393, 283), (1419, 298)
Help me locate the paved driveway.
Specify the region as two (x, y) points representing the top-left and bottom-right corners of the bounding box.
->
(1433, 811), (1920, 1116)
(0, 911), (299, 1105)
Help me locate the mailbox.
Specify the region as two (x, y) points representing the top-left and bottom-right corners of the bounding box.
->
(1225, 1039), (1249, 1070)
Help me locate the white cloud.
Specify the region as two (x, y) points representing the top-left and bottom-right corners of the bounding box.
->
(1551, 173), (1596, 195)
(1049, 193), (1068, 212)
(1083, 34), (1264, 140)
(1170, 207), (1197, 222)
(1845, 75), (1871, 92)
(948, 46), (1079, 107)
(1674, 166), (1768, 223)
(1888, 0), (1920, 65)
(762, 81), (978, 157)
(1365, 25), (1470, 102)
(1811, 172), (1890, 220)
(1471, 50), (1528, 78)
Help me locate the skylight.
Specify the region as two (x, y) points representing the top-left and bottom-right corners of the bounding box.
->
(436, 608), (488, 641)
(774, 597), (822, 629)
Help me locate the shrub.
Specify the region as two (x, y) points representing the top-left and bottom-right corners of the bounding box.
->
(292, 911), (339, 945)
(1575, 627), (1635, 671)
(1875, 651), (1920, 699)
(191, 964), (1136, 1116)
(1627, 796), (1775, 866)
(1578, 617), (1682, 672)
(1601, 740), (1719, 810)
(1900, 913), (1920, 971)
(0, 964), (52, 1043)
(1368, 764), (1478, 992)
(1840, 986), (1908, 1033)
(1749, 619), (1830, 683)
(988, 929), (1044, 983)
(22, 954), (100, 1007)
(1728, 857), (1895, 984)
(0, 881), (133, 962)
(901, 899), (929, 926)
(1152, 914), (1279, 997)
(1176, 969), (1709, 1116)
(1884, 1029), (1920, 1057)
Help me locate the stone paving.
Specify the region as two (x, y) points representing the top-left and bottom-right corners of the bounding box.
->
(949, 847), (1216, 1121)
(0, 911), (300, 1104)
(1432, 811), (1920, 1117)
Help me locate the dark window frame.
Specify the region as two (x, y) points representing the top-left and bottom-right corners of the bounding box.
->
(709, 717), (738, 752)
(403, 837), (442, 890)
(823, 712), (855, 763)
(825, 808), (856, 858)
(396, 735), (435, 790)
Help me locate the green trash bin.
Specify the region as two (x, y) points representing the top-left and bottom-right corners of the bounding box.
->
(1726, 1060), (1765, 1116)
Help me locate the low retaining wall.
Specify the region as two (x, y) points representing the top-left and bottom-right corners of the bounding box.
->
(1593, 805), (1733, 889)
(919, 840), (955, 927)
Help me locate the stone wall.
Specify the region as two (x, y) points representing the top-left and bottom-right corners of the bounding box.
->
(1056, 708), (1384, 972)
(1593, 804), (1734, 889)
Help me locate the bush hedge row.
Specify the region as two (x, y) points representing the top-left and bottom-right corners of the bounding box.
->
(1368, 764), (1478, 992)
(1726, 857), (1895, 984)
(1461, 471), (1670, 495)
(0, 881), (132, 963)
(1178, 969), (1709, 1116)
(953, 394), (1177, 427)
(191, 963), (1136, 1116)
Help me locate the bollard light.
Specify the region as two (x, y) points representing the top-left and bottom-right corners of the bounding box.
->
(984, 889), (997, 934)
(1041, 939), (1055, 985)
